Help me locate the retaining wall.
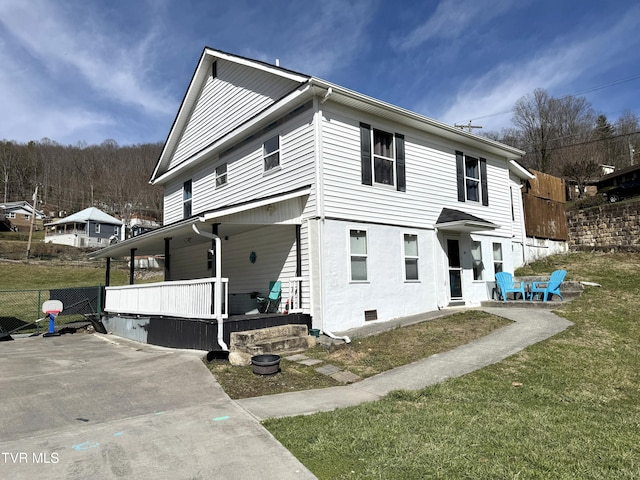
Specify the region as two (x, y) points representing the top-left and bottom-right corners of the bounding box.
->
(567, 200), (640, 251)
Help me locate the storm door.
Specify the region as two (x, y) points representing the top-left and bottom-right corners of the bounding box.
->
(446, 239), (463, 300)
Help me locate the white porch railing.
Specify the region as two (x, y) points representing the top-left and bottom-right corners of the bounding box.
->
(105, 277), (229, 320)
(284, 276), (304, 313)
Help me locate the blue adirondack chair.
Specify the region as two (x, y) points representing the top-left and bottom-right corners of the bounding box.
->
(257, 281), (282, 313)
(530, 269), (566, 302)
(495, 272), (526, 302)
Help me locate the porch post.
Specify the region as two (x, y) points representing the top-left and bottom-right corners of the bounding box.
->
(105, 257), (111, 286)
(164, 237), (172, 281)
(129, 248), (136, 285)
(211, 224), (219, 276)
(296, 224), (302, 277)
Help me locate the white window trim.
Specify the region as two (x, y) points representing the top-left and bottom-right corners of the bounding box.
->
(215, 163), (228, 188)
(403, 232), (420, 282)
(372, 128), (396, 188)
(465, 155), (481, 203)
(349, 228), (368, 283)
(95, 223), (101, 234)
(183, 179), (192, 218)
(492, 242), (504, 274)
(471, 240), (484, 281)
(263, 134), (281, 173)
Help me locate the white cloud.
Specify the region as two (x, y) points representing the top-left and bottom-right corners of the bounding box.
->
(427, 5), (640, 132)
(0, 0), (175, 116)
(395, 0), (516, 50)
(242, 0), (375, 78)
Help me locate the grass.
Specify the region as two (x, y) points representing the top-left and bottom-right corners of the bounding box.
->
(206, 311), (510, 399)
(263, 252), (640, 479)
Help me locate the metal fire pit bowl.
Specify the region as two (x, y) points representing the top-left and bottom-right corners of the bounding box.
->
(251, 354), (281, 375)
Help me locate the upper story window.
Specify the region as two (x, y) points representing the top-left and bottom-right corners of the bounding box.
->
(24, 214), (31, 221)
(263, 135), (280, 172)
(360, 123), (406, 191)
(216, 163), (227, 188)
(7, 212), (16, 219)
(95, 223), (101, 234)
(373, 129), (394, 185)
(403, 233), (419, 281)
(465, 156), (480, 202)
(456, 151), (488, 205)
(183, 179), (192, 218)
(349, 229), (368, 282)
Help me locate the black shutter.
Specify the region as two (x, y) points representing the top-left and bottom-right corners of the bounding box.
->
(360, 123), (372, 185)
(480, 157), (489, 206)
(395, 133), (406, 192)
(456, 151), (465, 202)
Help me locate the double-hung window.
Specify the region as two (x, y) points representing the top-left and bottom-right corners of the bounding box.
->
(95, 223), (100, 234)
(456, 151), (488, 205)
(360, 123), (406, 191)
(263, 135), (280, 172)
(492, 243), (503, 274)
(349, 229), (368, 282)
(403, 234), (419, 281)
(215, 163), (227, 188)
(373, 129), (394, 185)
(465, 156), (480, 202)
(471, 241), (484, 280)
(183, 180), (192, 218)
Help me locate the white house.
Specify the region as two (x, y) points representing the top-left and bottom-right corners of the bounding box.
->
(45, 207), (123, 248)
(91, 47), (533, 350)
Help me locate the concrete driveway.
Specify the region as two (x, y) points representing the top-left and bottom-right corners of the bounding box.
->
(0, 333), (315, 479)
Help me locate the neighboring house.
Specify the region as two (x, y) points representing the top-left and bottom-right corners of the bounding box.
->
(91, 47), (533, 350)
(45, 207), (123, 248)
(0, 201), (45, 232)
(128, 215), (161, 238)
(521, 170), (569, 261)
(597, 163), (640, 202)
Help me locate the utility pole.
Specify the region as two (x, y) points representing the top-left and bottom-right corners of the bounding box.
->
(26, 184), (39, 261)
(454, 120), (483, 133)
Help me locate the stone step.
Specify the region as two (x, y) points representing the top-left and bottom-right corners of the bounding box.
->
(247, 335), (312, 356)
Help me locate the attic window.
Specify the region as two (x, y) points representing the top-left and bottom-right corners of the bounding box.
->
(211, 61), (217, 78)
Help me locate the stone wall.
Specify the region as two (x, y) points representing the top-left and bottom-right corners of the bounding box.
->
(566, 200), (640, 251)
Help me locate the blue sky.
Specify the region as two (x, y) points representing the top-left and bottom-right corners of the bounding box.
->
(1, 0), (639, 146)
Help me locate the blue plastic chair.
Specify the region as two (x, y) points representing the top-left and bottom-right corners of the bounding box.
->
(257, 281), (282, 313)
(495, 272), (526, 302)
(530, 270), (566, 302)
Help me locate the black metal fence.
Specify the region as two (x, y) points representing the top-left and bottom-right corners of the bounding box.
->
(0, 285), (103, 336)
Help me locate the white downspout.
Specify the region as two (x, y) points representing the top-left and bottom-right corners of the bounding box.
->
(192, 222), (228, 351)
(313, 91), (349, 344)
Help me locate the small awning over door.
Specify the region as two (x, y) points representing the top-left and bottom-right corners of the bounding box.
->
(435, 208), (498, 232)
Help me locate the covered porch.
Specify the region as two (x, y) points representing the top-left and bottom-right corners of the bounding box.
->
(89, 188), (311, 350)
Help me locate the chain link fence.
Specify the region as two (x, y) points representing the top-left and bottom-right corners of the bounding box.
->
(0, 285), (103, 337)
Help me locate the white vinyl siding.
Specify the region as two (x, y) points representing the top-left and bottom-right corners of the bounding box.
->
(165, 108), (315, 223)
(169, 59), (302, 170)
(321, 103), (517, 237)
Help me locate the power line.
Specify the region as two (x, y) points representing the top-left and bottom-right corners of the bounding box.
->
(462, 72), (640, 124)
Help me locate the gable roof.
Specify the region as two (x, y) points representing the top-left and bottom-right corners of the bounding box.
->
(46, 207), (122, 226)
(150, 47), (528, 185)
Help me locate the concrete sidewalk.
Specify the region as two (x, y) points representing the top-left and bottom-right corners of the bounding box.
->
(236, 308), (573, 420)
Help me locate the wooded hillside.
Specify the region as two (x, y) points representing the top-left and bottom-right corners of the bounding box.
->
(1, 139), (163, 224)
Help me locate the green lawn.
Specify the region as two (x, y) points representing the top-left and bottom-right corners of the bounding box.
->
(264, 252), (640, 479)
